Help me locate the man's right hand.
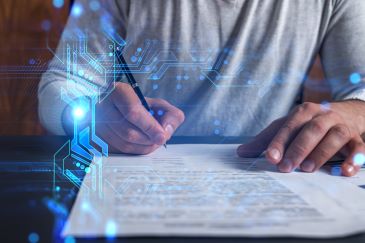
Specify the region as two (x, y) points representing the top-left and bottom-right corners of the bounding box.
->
(95, 83), (185, 154)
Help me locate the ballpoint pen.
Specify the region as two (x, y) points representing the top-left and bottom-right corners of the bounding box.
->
(115, 46), (167, 148)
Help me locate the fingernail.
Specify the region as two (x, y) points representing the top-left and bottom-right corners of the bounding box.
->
(154, 133), (165, 145)
(301, 160), (315, 172)
(268, 148), (281, 161)
(278, 159), (292, 173)
(343, 163), (355, 176)
(164, 124), (174, 137)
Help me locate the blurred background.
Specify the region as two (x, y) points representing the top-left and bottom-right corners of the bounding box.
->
(0, 0), (331, 136)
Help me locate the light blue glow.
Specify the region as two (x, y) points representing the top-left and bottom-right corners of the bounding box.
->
(108, 52), (113, 57)
(157, 110), (164, 116)
(176, 84), (182, 90)
(131, 56), (138, 63)
(214, 120), (221, 126)
(105, 220), (117, 238)
(354, 153), (365, 166)
(73, 107), (86, 120)
(137, 47), (142, 52)
(89, 0), (100, 11)
(28, 232), (39, 243)
(81, 201), (90, 211)
(78, 69), (85, 77)
(176, 75), (182, 81)
(350, 73), (362, 84)
(55, 186), (61, 191)
(152, 84), (159, 90)
(320, 101), (331, 112)
(76, 162), (80, 167)
(199, 75), (205, 80)
(80, 165), (85, 170)
(85, 167), (91, 173)
(214, 129), (220, 135)
(184, 75), (189, 80)
(71, 3), (83, 17)
(52, 0), (64, 8)
(64, 236), (76, 243)
(41, 20), (51, 31)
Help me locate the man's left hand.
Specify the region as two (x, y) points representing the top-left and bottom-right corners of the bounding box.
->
(237, 101), (365, 176)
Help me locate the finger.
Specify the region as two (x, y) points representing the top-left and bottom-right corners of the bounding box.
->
(149, 98), (185, 140)
(104, 105), (154, 145)
(341, 138), (365, 177)
(112, 83), (166, 145)
(266, 103), (318, 165)
(280, 113), (340, 172)
(300, 124), (351, 172)
(98, 123), (159, 154)
(109, 120), (155, 146)
(237, 117), (286, 157)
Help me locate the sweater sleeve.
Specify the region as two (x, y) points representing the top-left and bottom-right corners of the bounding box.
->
(38, 0), (129, 134)
(320, 0), (365, 103)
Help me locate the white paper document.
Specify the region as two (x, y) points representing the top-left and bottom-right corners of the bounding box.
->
(63, 144), (365, 238)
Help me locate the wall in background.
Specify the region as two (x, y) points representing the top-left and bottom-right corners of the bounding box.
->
(0, 0), (70, 135)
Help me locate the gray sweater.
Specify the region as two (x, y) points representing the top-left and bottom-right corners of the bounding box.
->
(38, 0), (365, 136)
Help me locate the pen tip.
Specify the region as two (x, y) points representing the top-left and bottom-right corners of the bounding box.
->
(163, 144), (167, 149)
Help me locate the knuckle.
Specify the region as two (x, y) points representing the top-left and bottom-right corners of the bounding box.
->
(126, 108), (141, 122)
(125, 129), (138, 142)
(315, 146), (332, 162)
(302, 102), (316, 111)
(308, 120), (326, 134)
(332, 124), (351, 140)
(290, 144), (308, 158)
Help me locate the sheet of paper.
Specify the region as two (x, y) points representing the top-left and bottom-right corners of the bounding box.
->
(63, 144), (365, 238)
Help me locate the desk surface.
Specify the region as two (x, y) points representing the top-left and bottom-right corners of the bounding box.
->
(0, 136), (364, 243)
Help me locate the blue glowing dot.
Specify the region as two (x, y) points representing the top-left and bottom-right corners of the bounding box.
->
(71, 3), (83, 17)
(184, 75), (189, 80)
(157, 110), (164, 116)
(55, 186), (61, 191)
(80, 165), (85, 170)
(149, 110), (155, 116)
(106, 220), (117, 238)
(28, 232), (39, 243)
(176, 84), (182, 90)
(224, 60), (229, 65)
(108, 52), (113, 57)
(176, 75), (182, 81)
(29, 59), (36, 65)
(78, 69), (84, 77)
(137, 47), (142, 52)
(73, 107), (85, 120)
(152, 75), (158, 80)
(89, 0), (100, 11)
(85, 167), (91, 173)
(354, 153), (365, 166)
(350, 73), (362, 84)
(214, 120), (221, 126)
(144, 66), (151, 71)
(331, 167), (342, 176)
(81, 201), (90, 211)
(64, 236), (76, 243)
(199, 75), (205, 81)
(84, 74), (89, 79)
(152, 84), (159, 90)
(214, 129), (220, 135)
(320, 101), (331, 111)
(41, 20), (51, 31)
(76, 162), (80, 167)
(52, 0), (64, 8)
(89, 76), (94, 81)
(130, 56), (138, 63)
(215, 75), (221, 81)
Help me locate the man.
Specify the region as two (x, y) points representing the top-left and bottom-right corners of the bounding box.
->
(39, 0), (365, 176)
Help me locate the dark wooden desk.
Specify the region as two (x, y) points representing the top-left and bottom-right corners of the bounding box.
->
(0, 136), (364, 243)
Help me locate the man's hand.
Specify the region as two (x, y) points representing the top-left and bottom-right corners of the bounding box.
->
(95, 83), (185, 154)
(237, 101), (365, 176)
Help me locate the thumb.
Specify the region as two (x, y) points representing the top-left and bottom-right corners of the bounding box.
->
(237, 117), (287, 157)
